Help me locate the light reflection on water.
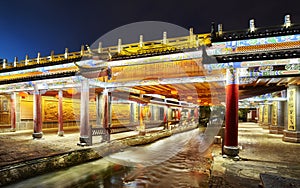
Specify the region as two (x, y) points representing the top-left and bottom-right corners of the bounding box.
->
(4, 128), (219, 188)
(106, 129), (200, 167)
(4, 158), (132, 188)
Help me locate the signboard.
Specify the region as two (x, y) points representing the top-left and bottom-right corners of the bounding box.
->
(20, 99), (33, 120)
(259, 105), (263, 122)
(272, 101), (278, 126)
(263, 104), (269, 124)
(287, 88), (296, 131)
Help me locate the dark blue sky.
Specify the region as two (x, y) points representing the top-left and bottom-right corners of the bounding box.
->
(0, 0), (299, 62)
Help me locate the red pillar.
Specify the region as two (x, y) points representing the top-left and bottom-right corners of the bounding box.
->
(57, 90), (64, 136)
(10, 93), (16, 132)
(194, 107), (199, 125)
(78, 78), (90, 145)
(139, 103), (145, 135)
(163, 105), (168, 129)
(33, 85), (43, 139)
(224, 68), (239, 156)
(102, 89), (109, 128)
(96, 93), (101, 127)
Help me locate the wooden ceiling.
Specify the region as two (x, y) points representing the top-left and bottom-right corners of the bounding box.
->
(37, 67), (300, 106)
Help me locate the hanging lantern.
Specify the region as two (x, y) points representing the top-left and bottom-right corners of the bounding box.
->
(19, 92), (28, 99)
(171, 90), (178, 95)
(66, 88), (78, 95)
(187, 96), (193, 100)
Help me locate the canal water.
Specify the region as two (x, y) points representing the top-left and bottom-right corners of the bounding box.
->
(4, 127), (219, 188)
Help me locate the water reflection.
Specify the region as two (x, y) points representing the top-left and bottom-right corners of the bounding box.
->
(5, 128), (216, 188)
(4, 159), (132, 188)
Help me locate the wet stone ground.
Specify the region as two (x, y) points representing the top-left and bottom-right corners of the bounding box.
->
(0, 131), (80, 167)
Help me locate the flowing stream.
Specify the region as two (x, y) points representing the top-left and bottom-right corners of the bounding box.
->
(5, 128), (216, 188)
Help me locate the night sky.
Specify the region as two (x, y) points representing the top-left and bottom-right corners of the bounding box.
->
(0, 0), (299, 62)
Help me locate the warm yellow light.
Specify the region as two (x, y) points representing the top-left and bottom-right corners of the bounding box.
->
(197, 99), (201, 102)
(66, 88), (77, 95)
(171, 90), (178, 95)
(187, 96), (193, 100)
(19, 92), (28, 99)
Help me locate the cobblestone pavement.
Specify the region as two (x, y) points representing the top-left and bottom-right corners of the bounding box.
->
(209, 122), (300, 188)
(0, 127), (140, 167)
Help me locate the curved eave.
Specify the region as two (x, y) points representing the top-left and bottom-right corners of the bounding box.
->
(0, 71), (77, 85)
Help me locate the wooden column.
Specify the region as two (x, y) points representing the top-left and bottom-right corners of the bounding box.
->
(33, 85), (43, 139)
(258, 104), (264, 125)
(163, 105), (168, 129)
(102, 89), (109, 128)
(96, 93), (102, 127)
(78, 78), (90, 145)
(224, 68), (239, 156)
(139, 103), (146, 135)
(178, 108), (182, 125)
(130, 103), (135, 123)
(10, 92), (16, 132)
(283, 85), (300, 142)
(107, 91), (112, 142)
(194, 107), (199, 126)
(57, 90), (64, 136)
(261, 102), (271, 129)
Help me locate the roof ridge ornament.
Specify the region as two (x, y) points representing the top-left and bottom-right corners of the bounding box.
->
(284, 14), (291, 28)
(249, 19), (255, 33)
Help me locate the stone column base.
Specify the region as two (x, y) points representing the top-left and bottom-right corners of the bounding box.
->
(32, 132), (43, 139)
(269, 126), (284, 134)
(223, 145), (239, 156)
(259, 123), (270, 129)
(57, 131), (64, 137)
(283, 130), (300, 143)
(77, 136), (90, 146)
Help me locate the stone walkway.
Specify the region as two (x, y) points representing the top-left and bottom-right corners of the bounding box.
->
(209, 122), (300, 188)
(0, 127), (142, 167)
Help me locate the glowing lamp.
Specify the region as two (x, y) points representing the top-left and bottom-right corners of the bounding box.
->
(66, 88), (77, 95)
(171, 90), (178, 95)
(19, 92), (28, 99)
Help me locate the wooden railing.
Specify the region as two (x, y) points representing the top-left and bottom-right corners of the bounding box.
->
(0, 33), (211, 72)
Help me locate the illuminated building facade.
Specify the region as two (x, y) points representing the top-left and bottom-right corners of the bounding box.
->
(0, 15), (299, 155)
